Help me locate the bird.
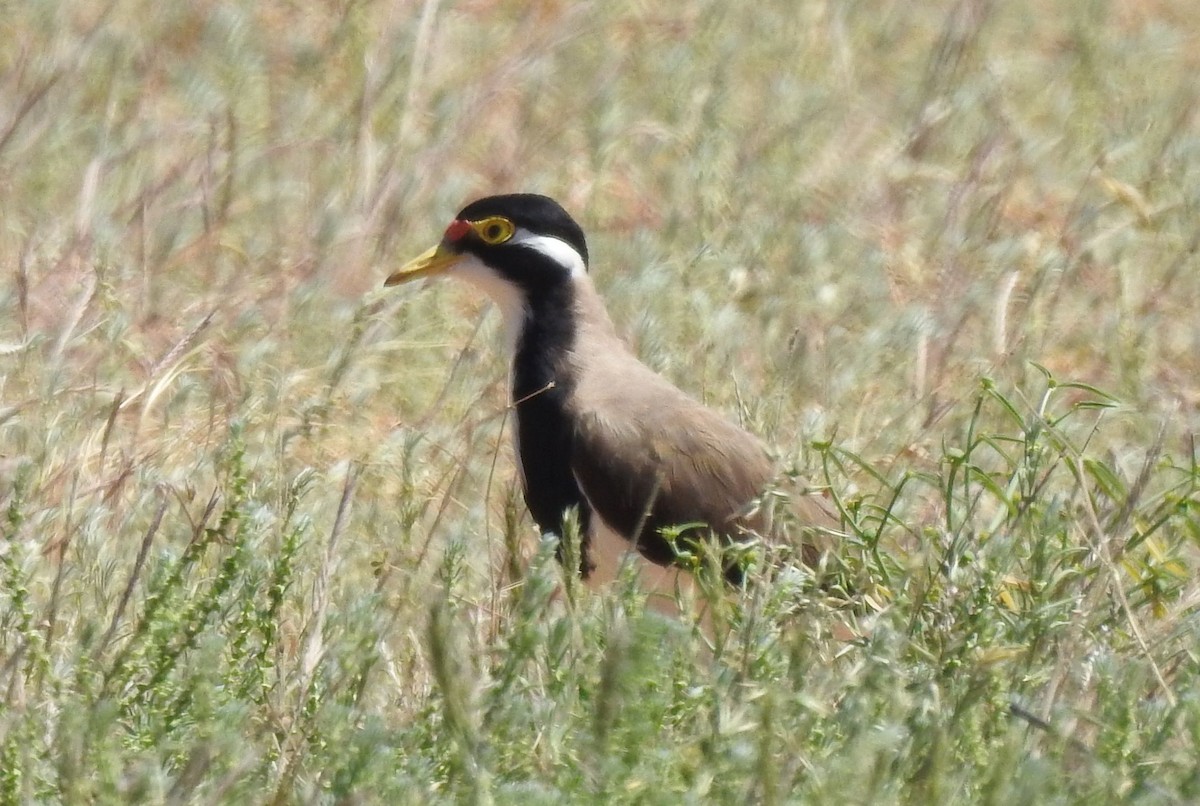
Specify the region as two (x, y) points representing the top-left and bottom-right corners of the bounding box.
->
(384, 193), (835, 606)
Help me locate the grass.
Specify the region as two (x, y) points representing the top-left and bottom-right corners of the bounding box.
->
(2, 0), (1199, 802)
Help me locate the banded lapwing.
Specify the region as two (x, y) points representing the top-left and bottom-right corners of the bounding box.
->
(386, 194), (834, 605)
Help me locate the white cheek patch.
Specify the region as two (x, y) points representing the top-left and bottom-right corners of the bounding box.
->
(510, 229), (587, 278)
(446, 254), (530, 355)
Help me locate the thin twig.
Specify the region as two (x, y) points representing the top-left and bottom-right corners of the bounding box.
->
(1075, 457), (1177, 707)
(96, 493), (169, 656)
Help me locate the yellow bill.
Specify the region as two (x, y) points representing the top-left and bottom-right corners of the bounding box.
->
(384, 244), (463, 286)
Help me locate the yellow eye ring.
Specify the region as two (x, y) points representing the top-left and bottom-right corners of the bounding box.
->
(471, 216), (515, 245)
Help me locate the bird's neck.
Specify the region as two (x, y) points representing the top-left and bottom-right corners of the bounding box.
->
(509, 275), (620, 402)
(506, 275), (621, 578)
(511, 283), (578, 404)
(508, 279), (590, 568)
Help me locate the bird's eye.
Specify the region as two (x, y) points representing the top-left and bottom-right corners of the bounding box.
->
(472, 216), (515, 245)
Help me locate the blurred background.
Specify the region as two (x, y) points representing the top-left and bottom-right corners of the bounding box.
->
(2, 1), (1198, 801)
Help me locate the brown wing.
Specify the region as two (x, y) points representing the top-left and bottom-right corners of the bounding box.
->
(568, 357), (776, 573)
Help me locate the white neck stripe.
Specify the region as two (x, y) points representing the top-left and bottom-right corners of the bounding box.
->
(510, 229), (587, 278)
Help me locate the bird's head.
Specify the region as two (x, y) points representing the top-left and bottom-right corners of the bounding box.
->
(386, 194), (590, 298)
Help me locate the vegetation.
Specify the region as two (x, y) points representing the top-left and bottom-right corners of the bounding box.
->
(2, 1), (1198, 802)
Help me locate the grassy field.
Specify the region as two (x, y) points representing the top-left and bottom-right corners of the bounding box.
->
(2, 0), (1199, 802)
